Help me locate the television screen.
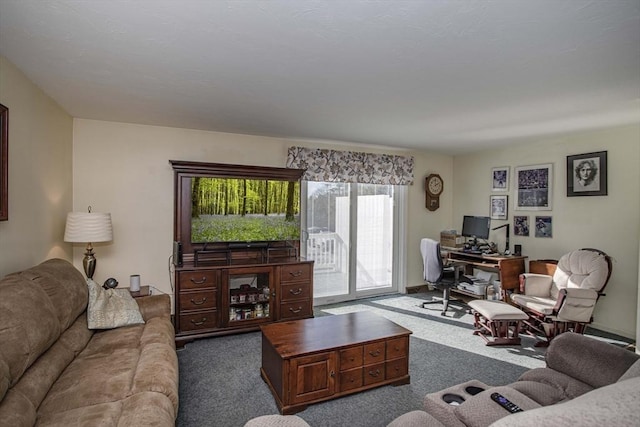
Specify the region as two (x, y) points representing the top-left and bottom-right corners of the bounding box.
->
(461, 215), (491, 240)
(190, 177), (301, 243)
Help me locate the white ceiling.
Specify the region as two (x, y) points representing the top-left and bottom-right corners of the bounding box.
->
(1, 0), (639, 154)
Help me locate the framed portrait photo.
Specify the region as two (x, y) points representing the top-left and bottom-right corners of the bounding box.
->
(513, 215), (530, 237)
(566, 151), (607, 197)
(490, 195), (508, 220)
(515, 163), (553, 211)
(491, 166), (509, 191)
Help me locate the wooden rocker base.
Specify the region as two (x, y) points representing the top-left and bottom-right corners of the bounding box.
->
(468, 300), (528, 346)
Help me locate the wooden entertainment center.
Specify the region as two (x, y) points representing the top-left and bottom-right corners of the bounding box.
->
(171, 161), (314, 346)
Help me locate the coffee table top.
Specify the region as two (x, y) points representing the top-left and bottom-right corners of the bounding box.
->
(261, 311), (412, 358)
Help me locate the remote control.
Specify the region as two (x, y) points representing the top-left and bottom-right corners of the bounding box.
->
(490, 392), (523, 413)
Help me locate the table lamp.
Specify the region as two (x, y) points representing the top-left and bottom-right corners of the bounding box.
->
(64, 207), (113, 279)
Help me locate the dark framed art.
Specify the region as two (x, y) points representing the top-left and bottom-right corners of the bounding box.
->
(566, 151), (607, 197)
(535, 216), (552, 238)
(0, 103), (7, 221)
(514, 215), (530, 236)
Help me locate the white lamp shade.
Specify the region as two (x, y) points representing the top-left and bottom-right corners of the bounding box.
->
(64, 212), (113, 243)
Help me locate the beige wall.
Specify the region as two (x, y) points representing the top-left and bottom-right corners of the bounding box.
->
(0, 56), (73, 277)
(72, 120), (453, 303)
(453, 125), (640, 338)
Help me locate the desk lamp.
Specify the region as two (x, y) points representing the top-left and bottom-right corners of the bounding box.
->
(492, 223), (510, 255)
(64, 206), (113, 279)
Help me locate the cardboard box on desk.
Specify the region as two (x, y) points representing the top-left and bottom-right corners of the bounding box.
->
(440, 232), (464, 248)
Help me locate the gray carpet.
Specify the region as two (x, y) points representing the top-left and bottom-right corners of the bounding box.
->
(176, 292), (632, 427)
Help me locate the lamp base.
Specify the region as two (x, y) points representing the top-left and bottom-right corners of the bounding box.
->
(83, 243), (97, 279)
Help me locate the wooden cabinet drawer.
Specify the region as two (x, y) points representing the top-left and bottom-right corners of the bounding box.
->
(178, 271), (217, 290)
(280, 282), (311, 302)
(179, 310), (218, 332)
(339, 367), (363, 392)
(280, 263), (312, 284)
(363, 342), (385, 364)
(386, 357), (408, 380)
(279, 300), (312, 320)
(363, 362), (385, 386)
(339, 346), (363, 371)
(179, 290), (217, 311)
(386, 337), (408, 360)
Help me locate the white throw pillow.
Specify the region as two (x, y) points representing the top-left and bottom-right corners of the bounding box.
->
(86, 279), (145, 329)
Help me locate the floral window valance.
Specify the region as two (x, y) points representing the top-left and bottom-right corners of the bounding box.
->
(286, 146), (414, 185)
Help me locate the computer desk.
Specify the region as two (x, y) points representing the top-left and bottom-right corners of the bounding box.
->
(443, 249), (527, 301)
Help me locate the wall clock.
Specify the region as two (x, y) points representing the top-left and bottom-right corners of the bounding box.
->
(425, 174), (443, 211)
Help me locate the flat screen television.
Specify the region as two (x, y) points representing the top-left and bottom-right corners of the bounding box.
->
(171, 161), (306, 264)
(461, 215), (491, 240)
(190, 177), (300, 243)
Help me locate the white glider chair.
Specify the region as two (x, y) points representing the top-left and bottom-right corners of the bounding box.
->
(511, 248), (612, 345)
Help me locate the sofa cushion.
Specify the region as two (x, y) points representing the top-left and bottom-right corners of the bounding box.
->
(86, 279), (145, 329)
(550, 250), (609, 300)
(617, 359), (640, 382)
(518, 368), (593, 400)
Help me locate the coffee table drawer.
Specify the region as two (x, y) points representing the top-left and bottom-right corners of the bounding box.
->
(339, 367), (363, 392)
(386, 337), (408, 360)
(364, 342), (385, 364)
(386, 357), (408, 380)
(363, 362), (385, 386)
(340, 346), (363, 371)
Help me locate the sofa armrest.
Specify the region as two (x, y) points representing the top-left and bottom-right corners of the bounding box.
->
(518, 273), (552, 296)
(135, 294), (171, 321)
(545, 333), (640, 388)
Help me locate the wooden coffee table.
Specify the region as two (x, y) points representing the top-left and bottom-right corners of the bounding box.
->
(260, 311), (412, 414)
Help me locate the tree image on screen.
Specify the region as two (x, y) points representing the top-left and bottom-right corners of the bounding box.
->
(191, 177), (300, 243)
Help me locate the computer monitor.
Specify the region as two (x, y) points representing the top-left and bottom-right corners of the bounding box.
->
(461, 215), (491, 240)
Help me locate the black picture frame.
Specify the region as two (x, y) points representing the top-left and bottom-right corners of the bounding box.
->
(566, 151), (607, 197)
(0, 103), (7, 221)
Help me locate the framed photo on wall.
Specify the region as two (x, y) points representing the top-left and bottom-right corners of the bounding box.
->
(491, 166), (509, 191)
(490, 195), (508, 220)
(515, 163), (553, 211)
(0, 103), (7, 221)
(514, 215), (530, 236)
(535, 216), (553, 238)
(566, 151), (607, 197)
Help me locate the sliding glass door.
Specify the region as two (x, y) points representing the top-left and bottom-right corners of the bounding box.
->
(304, 181), (400, 305)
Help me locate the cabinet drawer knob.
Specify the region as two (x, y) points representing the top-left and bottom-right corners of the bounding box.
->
(190, 276), (208, 285)
(190, 297), (207, 305)
(191, 317), (207, 326)
(368, 369), (381, 378)
(288, 306), (302, 314)
(288, 270), (303, 277)
(369, 349), (381, 357)
(330, 370), (335, 377)
(289, 287), (303, 295)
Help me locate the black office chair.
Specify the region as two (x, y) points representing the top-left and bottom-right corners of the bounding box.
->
(420, 238), (464, 315)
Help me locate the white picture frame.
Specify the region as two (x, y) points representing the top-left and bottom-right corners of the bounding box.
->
(491, 166), (509, 192)
(514, 163), (553, 211)
(490, 195), (508, 220)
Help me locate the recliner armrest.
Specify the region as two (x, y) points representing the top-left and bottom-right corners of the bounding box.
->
(545, 333), (640, 388)
(518, 273), (552, 296)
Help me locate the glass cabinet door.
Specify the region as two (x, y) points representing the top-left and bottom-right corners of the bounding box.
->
(227, 269), (272, 325)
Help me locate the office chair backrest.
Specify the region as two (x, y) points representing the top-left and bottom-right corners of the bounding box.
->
(420, 238), (443, 284)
